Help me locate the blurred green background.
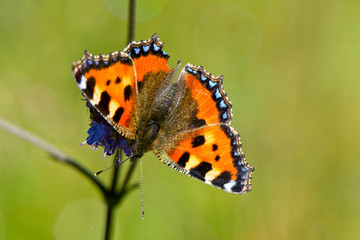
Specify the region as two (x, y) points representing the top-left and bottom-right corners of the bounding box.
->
(1, 0), (359, 239)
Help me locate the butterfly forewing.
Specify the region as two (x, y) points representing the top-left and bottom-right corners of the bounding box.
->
(124, 34), (172, 86)
(123, 34), (178, 122)
(72, 51), (138, 139)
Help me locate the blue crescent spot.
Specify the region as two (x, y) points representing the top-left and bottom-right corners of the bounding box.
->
(222, 111), (228, 120)
(112, 57), (118, 62)
(103, 61), (108, 65)
(214, 89), (221, 99)
(233, 150), (240, 156)
(219, 100), (227, 109)
(208, 80), (217, 88)
(128, 52), (131, 57)
(241, 167), (247, 172)
(94, 61), (99, 66)
(186, 67), (197, 75)
(153, 43), (160, 51)
(143, 45), (150, 52)
(241, 174), (247, 180)
(134, 47), (140, 55)
(83, 62), (88, 68)
(87, 59), (93, 65)
(162, 51), (168, 56)
(200, 73), (207, 81)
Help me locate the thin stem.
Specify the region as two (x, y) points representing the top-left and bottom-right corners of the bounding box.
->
(104, 151), (122, 240)
(0, 117), (108, 195)
(63, 156), (108, 195)
(119, 160), (138, 196)
(127, 0), (136, 43)
(0, 118), (68, 161)
(110, 151), (122, 194)
(104, 201), (114, 240)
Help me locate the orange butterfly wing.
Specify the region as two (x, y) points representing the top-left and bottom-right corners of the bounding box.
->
(154, 64), (253, 194)
(72, 51), (137, 139)
(124, 34), (172, 87)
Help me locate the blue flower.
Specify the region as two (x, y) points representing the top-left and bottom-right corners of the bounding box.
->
(82, 102), (132, 157)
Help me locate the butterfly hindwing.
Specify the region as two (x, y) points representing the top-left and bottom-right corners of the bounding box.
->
(72, 51), (138, 139)
(155, 125), (252, 193)
(154, 64), (253, 194)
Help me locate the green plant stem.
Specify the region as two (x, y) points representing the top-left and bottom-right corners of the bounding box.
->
(104, 151), (121, 240)
(0, 117), (108, 195)
(127, 0), (136, 44)
(119, 161), (138, 195)
(104, 150), (122, 240)
(104, 203), (114, 240)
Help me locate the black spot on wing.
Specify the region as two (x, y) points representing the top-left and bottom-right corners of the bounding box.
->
(74, 71), (82, 84)
(115, 77), (121, 84)
(124, 85), (132, 101)
(106, 80), (111, 86)
(177, 152), (190, 168)
(84, 76), (96, 99)
(215, 155), (220, 161)
(191, 135), (205, 148)
(137, 81), (143, 92)
(191, 116), (206, 128)
(190, 162), (213, 181)
(231, 182), (244, 193)
(119, 56), (133, 65)
(96, 91), (111, 116)
(212, 144), (218, 151)
(113, 107), (124, 122)
(211, 171), (231, 188)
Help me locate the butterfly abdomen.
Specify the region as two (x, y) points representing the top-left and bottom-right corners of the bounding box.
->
(133, 82), (181, 157)
(150, 82), (181, 121)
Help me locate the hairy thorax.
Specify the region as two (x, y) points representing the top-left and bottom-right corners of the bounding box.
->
(131, 82), (181, 159)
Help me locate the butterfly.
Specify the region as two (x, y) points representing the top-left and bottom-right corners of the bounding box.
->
(72, 34), (254, 194)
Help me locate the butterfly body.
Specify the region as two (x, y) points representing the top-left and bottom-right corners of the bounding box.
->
(130, 67), (182, 159)
(72, 34), (254, 194)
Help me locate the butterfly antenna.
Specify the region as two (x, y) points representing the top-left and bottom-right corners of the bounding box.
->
(94, 155), (130, 176)
(140, 158), (145, 219)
